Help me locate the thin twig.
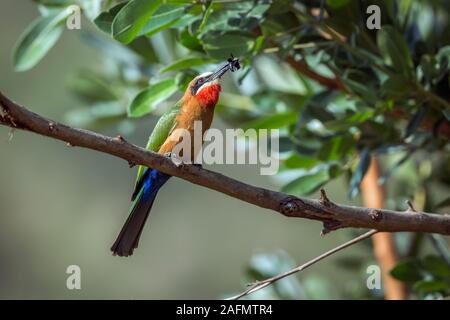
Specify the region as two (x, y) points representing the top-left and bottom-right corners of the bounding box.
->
(227, 230), (378, 300)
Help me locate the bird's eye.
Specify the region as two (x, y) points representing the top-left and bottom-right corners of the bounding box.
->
(197, 78), (204, 84)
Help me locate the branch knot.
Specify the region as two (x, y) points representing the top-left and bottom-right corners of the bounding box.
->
(369, 209), (383, 222)
(280, 197), (300, 215)
(115, 135), (126, 143)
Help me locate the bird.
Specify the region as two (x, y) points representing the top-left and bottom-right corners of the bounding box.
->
(111, 57), (240, 257)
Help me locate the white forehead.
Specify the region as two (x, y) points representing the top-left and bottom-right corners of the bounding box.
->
(195, 71), (213, 80)
(195, 71), (220, 95)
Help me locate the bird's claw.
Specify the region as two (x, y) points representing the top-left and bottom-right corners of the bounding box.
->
(164, 152), (183, 167)
(163, 153), (203, 168)
(164, 152), (195, 168)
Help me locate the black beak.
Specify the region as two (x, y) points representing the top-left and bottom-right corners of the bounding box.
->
(191, 56), (241, 95)
(206, 56), (241, 82)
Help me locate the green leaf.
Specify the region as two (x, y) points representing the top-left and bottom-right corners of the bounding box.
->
(297, 91), (338, 128)
(343, 78), (377, 105)
(390, 260), (423, 282)
(284, 153), (318, 170)
(348, 147), (371, 199)
(422, 256), (450, 277)
(112, 0), (161, 44)
(174, 12), (201, 28)
(160, 57), (213, 74)
(282, 167), (332, 196)
(199, 1), (271, 36)
(244, 112), (298, 130)
(381, 74), (409, 98)
(140, 4), (186, 36)
(252, 35), (266, 55)
(318, 135), (354, 161)
(324, 111), (374, 131)
(179, 28), (203, 52)
(93, 2), (127, 34)
(377, 25), (414, 75)
(13, 8), (72, 71)
(203, 33), (254, 59)
(128, 78), (178, 118)
(196, 1), (216, 34)
(413, 280), (450, 294)
(127, 36), (158, 63)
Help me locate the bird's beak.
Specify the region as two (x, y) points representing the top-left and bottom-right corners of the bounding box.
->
(205, 57), (241, 82)
(207, 64), (231, 82)
(190, 57), (240, 95)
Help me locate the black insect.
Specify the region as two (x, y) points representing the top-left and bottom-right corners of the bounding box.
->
(227, 53), (241, 72)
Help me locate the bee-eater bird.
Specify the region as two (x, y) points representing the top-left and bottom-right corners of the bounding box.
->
(111, 58), (240, 257)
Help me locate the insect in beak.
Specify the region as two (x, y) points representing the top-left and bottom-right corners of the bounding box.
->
(207, 54), (241, 82)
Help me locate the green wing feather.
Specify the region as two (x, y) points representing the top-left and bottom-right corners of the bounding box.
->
(134, 100), (182, 186)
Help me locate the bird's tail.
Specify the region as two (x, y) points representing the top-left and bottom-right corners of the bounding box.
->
(111, 169), (170, 257)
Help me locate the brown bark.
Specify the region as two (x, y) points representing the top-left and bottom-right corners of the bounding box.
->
(1, 91), (450, 235)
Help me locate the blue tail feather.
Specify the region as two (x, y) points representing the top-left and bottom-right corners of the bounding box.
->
(111, 169), (171, 256)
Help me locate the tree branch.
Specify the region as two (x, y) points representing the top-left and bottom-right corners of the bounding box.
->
(1, 91), (450, 235)
(227, 229), (378, 300)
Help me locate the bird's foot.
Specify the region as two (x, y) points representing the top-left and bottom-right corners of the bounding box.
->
(164, 152), (182, 167)
(163, 152), (175, 158)
(164, 152), (194, 167)
(163, 153), (203, 168)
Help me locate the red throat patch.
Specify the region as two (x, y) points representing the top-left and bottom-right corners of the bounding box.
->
(196, 83), (221, 108)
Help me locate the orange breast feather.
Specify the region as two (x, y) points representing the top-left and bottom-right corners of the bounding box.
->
(158, 95), (216, 158)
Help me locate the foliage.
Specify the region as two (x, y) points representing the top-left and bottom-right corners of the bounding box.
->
(15, 0), (450, 299)
(391, 254), (450, 299)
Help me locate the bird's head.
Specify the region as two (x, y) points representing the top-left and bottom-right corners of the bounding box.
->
(185, 57), (240, 108)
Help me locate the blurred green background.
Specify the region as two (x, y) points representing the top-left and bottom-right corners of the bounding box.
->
(0, 0), (377, 299)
